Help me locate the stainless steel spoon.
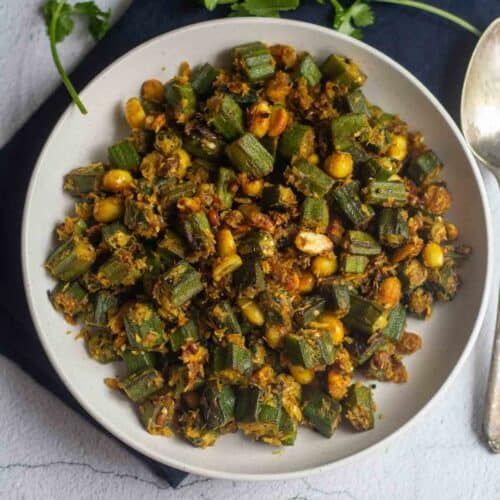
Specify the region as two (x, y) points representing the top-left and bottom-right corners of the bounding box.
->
(461, 17), (500, 452)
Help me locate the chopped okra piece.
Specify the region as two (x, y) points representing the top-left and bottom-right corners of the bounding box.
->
(406, 151), (441, 185)
(378, 208), (409, 248)
(331, 113), (369, 149)
(63, 163), (105, 196)
(340, 253), (369, 274)
(158, 181), (197, 212)
(233, 257), (265, 298)
(344, 230), (382, 255)
(97, 249), (145, 288)
(168, 364), (204, 395)
(153, 261), (204, 311)
(50, 281), (88, 319)
(119, 367), (164, 403)
(124, 302), (165, 350)
(261, 184), (297, 211)
(382, 304), (406, 341)
(344, 89), (370, 116)
(238, 230), (275, 259)
(209, 94), (244, 141)
(349, 333), (388, 366)
(294, 53), (322, 87)
(210, 301), (242, 335)
(201, 381), (236, 429)
(216, 167), (237, 209)
(360, 157), (398, 183)
(284, 329), (335, 368)
(139, 392), (176, 436)
(279, 123), (315, 161)
(233, 42), (275, 82)
(45, 237), (96, 281)
(426, 263), (459, 301)
(183, 122), (225, 160)
(158, 230), (187, 260)
(285, 160), (334, 198)
(213, 343), (253, 375)
(343, 295), (387, 335)
(363, 180), (407, 207)
(181, 211), (216, 257)
(301, 197), (329, 233)
(226, 133), (274, 178)
(302, 388), (342, 438)
(399, 259), (427, 292)
(85, 291), (118, 329)
(294, 296), (326, 327)
(318, 282), (350, 317)
(235, 386), (281, 426)
(190, 63), (218, 96)
(332, 183), (374, 227)
(344, 383), (375, 431)
(170, 319), (199, 352)
(321, 54), (366, 89)
(178, 409), (219, 448)
(124, 199), (163, 239)
(278, 410), (298, 446)
(259, 288), (293, 326)
(164, 81), (196, 123)
(102, 223), (132, 250)
(108, 140), (141, 171)
(122, 349), (157, 374)
(87, 331), (120, 363)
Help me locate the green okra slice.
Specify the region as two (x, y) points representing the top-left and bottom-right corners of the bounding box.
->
(97, 249), (144, 288)
(331, 113), (370, 149)
(170, 319), (200, 352)
(190, 63), (218, 96)
(344, 383), (375, 431)
(294, 53), (322, 87)
(124, 198), (163, 239)
(139, 392), (176, 435)
(261, 184), (297, 211)
(226, 133), (274, 178)
(285, 160), (334, 198)
(85, 291), (118, 329)
(238, 230), (276, 259)
(233, 257), (265, 298)
(158, 181), (197, 212)
(258, 288), (293, 326)
(301, 197), (330, 233)
(102, 223), (132, 250)
(425, 263), (459, 301)
(344, 230), (382, 255)
(321, 54), (366, 89)
(181, 211), (216, 257)
(382, 304), (406, 341)
(50, 281), (88, 319)
(293, 296), (326, 327)
(164, 81), (196, 123)
(210, 301), (242, 335)
(284, 329), (335, 368)
(378, 208), (409, 248)
(398, 258), (427, 292)
(63, 163), (105, 196)
(344, 89), (370, 116)
(232, 42), (275, 82)
(153, 261), (204, 311)
(351, 334), (388, 366)
(302, 388), (342, 438)
(183, 122), (225, 160)
(201, 381), (236, 430)
(363, 180), (407, 207)
(213, 343), (253, 375)
(261, 135), (279, 160)
(216, 167), (237, 209)
(360, 158), (398, 183)
(87, 331), (120, 363)
(45, 237), (96, 282)
(169, 364), (205, 396)
(340, 254), (369, 274)
(235, 386), (281, 428)
(119, 367), (164, 403)
(278, 410), (298, 446)
(318, 281), (350, 317)
(122, 349), (157, 374)
(108, 140), (141, 171)
(332, 183), (374, 227)
(124, 302), (166, 350)
(278, 123), (315, 161)
(158, 229), (187, 260)
(209, 94), (244, 141)
(406, 150), (441, 185)
(343, 295), (387, 335)
(177, 409), (219, 448)
(362, 125), (391, 153)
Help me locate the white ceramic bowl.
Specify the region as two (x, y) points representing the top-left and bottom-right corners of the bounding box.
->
(22, 18), (492, 480)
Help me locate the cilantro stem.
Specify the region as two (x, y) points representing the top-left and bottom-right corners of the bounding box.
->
(48, 0), (88, 114)
(373, 0), (482, 37)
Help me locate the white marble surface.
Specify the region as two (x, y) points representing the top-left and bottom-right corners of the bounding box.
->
(1, 2), (499, 499)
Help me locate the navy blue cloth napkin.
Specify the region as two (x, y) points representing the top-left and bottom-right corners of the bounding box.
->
(0, 0), (496, 487)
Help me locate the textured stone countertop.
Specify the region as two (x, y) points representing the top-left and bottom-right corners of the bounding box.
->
(1, 2), (499, 498)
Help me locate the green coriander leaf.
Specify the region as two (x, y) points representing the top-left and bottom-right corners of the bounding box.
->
(43, 0), (74, 43)
(203, 0), (219, 9)
(330, 0), (374, 39)
(74, 1), (111, 40)
(350, 2), (374, 27)
(231, 0), (299, 16)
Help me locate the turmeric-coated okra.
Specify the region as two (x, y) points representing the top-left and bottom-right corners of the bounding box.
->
(45, 41), (470, 448)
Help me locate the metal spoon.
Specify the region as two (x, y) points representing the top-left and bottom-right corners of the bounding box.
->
(461, 17), (500, 452)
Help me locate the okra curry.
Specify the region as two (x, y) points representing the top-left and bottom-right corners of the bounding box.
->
(45, 42), (470, 448)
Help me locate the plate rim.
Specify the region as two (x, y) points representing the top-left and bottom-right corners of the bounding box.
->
(21, 17), (494, 481)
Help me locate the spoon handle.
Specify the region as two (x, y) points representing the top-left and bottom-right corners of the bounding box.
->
(484, 291), (500, 452)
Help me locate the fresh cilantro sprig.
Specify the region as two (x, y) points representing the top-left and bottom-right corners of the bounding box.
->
(202, 0), (481, 38)
(43, 0), (111, 114)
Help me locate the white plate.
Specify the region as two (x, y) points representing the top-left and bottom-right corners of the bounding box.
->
(22, 18), (493, 480)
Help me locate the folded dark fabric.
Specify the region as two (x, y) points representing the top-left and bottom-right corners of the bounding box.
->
(0, 0), (494, 487)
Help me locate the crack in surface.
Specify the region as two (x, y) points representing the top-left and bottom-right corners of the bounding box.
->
(301, 478), (358, 500)
(0, 461), (210, 491)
